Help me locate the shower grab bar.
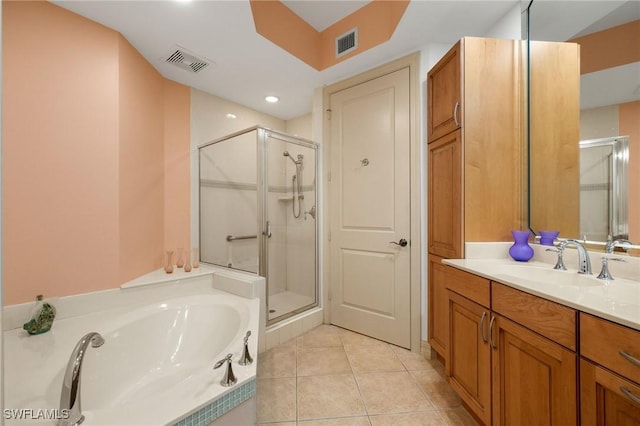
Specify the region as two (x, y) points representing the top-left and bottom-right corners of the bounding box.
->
(226, 234), (258, 242)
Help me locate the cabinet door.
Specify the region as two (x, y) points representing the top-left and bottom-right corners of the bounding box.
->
(427, 41), (460, 141)
(581, 358), (640, 426)
(448, 291), (491, 426)
(428, 254), (449, 357)
(491, 315), (577, 426)
(428, 130), (462, 258)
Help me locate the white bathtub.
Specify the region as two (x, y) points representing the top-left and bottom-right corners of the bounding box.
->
(4, 275), (261, 426)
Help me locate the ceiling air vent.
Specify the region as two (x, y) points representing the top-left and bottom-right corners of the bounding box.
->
(336, 28), (358, 58)
(164, 47), (211, 74)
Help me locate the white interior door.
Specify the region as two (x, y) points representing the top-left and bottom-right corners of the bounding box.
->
(329, 67), (411, 348)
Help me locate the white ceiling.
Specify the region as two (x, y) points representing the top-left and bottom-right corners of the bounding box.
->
(51, 1), (638, 120)
(52, 0), (520, 120)
(281, 0), (372, 31)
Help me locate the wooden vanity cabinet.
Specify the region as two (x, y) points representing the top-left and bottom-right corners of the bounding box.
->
(428, 254), (450, 356)
(491, 283), (578, 425)
(448, 291), (492, 425)
(580, 313), (640, 424)
(491, 313), (577, 425)
(442, 266), (492, 425)
(581, 359), (640, 425)
(444, 265), (579, 425)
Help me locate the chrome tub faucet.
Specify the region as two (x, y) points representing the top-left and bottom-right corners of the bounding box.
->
(59, 332), (105, 426)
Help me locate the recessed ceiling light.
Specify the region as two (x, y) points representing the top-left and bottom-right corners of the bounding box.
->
(226, 113), (237, 119)
(265, 96), (279, 103)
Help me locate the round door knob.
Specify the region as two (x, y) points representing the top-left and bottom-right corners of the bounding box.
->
(390, 238), (408, 247)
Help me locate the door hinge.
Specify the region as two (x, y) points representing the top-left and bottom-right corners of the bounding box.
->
(328, 231), (332, 242)
(328, 287), (332, 301)
(326, 108), (332, 120)
(328, 172), (332, 182)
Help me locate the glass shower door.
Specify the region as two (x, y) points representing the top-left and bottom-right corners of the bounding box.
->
(199, 129), (259, 273)
(263, 130), (318, 324)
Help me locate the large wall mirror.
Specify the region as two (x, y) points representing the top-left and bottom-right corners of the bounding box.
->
(525, 0), (639, 249)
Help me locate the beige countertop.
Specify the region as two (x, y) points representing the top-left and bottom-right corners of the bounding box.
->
(443, 257), (640, 332)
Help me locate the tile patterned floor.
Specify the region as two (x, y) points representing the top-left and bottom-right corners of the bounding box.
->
(257, 325), (479, 426)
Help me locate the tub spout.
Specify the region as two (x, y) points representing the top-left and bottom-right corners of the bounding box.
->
(59, 332), (105, 426)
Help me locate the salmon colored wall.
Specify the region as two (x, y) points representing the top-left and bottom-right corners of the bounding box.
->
(619, 101), (640, 241)
(163, 80), (192, 259)
(118, 36), (166, 283)
(2, 1), (191, 305)
(3, 1), (120, 305)
(571, 20), (639, 74)
(250, 0), (409, 71)
(250, 0), (321, 70)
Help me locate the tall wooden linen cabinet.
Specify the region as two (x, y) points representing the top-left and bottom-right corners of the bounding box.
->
(427, 37), (522, 357)
(427, 37), (522, 361)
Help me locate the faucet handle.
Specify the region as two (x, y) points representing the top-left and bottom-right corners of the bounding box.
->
(214, 353), (237, 387)
(597, 256), (628, 280)
(239, 331), (253, 366)
(547, 247), (567, 270)
(605, 239), (633, 254)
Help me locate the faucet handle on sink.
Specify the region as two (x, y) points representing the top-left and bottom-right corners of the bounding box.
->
(597, 256), (627, 281)
(546, 247), (567, 271)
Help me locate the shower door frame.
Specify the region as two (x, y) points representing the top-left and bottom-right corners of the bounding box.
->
(258, 127), (320, 326)
(579, 136), (629, 240)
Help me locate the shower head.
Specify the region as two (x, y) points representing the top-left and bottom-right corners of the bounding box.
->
(283, 151), (301, 165)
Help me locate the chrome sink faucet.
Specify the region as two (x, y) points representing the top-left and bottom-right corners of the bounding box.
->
(605, 238), (632, 254)
(597, 238), (631, 280)
(557, 239), (592, 275)
(59, 332), (105, 426)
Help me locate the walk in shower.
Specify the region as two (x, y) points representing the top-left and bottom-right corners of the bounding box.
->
(199, 126), (318, 325)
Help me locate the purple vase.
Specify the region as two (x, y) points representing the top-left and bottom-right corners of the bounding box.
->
(509, 230), (534, 262)
(539, 230), (560, 246)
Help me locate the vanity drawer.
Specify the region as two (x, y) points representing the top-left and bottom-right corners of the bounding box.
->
(492, 282), (577, 350)
(444, 265), (490, 308)
(580, 313), (640, 385)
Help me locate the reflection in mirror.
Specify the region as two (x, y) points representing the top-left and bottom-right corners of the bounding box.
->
(580, 137), (628, 241)
(526, 0), (639, 248)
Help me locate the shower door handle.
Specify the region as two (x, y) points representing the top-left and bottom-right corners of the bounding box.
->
(390, 238), (408, 247)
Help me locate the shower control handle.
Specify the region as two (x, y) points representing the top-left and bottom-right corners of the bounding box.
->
(390, 238), (408, 247)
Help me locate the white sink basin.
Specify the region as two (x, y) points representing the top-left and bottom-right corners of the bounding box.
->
(495, 264), (603, 287)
